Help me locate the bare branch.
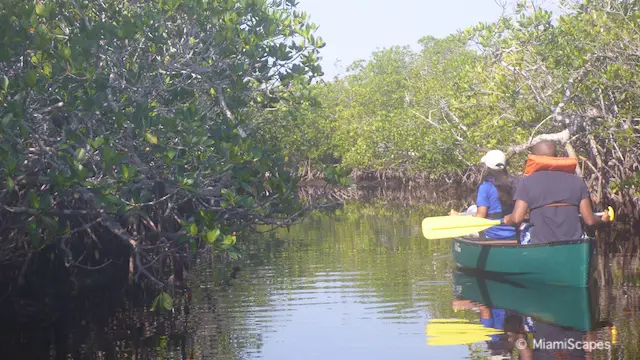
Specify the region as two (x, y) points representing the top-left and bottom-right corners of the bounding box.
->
(506, 129), (571, 156)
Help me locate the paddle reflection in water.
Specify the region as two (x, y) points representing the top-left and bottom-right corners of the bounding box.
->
(435, 270), (620, 359)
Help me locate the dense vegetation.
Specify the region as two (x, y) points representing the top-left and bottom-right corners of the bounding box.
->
(2, 0), (640, 323)
(260, 0), (640, 221)
(0, 0), (325, 311)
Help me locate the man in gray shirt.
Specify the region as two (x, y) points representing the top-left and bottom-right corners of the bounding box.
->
(503, 140), (610, 244)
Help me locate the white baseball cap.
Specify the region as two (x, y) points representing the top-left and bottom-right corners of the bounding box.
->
(481, 150), (506, 170)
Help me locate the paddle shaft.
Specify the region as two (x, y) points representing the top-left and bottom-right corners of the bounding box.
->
(460, 211), (608, 218)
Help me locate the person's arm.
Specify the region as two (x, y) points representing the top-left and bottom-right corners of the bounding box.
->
(503, 200), (529, 226)
(475, 183), (490, 219)
(517, 339), (533, 360)
(578, 180), (610, 227)
(475, 206), (488, 218)
(583, 332), (596, 360)
(478, 305), (491, 319)
(579, 198), (610, 227)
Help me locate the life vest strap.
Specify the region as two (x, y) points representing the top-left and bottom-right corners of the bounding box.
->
(530, 202), (577, 211)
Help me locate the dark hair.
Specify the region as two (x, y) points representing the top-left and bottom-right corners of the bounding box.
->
(479, 167), (515, 214)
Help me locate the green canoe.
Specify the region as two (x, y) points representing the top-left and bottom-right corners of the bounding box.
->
(452, 270), (600, 331)
(452, 237), (595, 287)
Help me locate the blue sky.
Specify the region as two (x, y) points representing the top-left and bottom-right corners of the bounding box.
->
(296, 0), (562, 80)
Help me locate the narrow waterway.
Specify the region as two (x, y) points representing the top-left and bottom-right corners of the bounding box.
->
(188, 204), (462, 359)
(2, 203), (639, 359)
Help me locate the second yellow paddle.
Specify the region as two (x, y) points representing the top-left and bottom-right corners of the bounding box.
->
(421, 216), (503, 240)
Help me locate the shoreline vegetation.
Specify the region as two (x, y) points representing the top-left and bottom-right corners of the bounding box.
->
(0, 0), (326, 322)
(281, 0), (640, 233)
(0, 0), (639, 344)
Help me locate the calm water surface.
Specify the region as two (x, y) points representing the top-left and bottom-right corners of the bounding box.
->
(178, 205), (638, 360)
(191, 205), (465, 359)
(3, 203), (640, 359)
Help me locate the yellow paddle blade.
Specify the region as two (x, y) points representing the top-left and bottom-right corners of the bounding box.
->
(607, 206), (615, 222)
(427, 334), (495, 346)
(427, 324), (504, 335)
(421, 216), (501, 240)
(428, 318), (470, 323)
(426, 319), (504, 346)
(426, 319), (504, 334)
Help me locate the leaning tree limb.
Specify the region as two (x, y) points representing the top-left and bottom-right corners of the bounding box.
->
(505, 129), (571, 156)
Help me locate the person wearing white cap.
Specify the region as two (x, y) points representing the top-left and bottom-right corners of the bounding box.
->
(481, 149), (507, 170)
(474, 150), (517, 240)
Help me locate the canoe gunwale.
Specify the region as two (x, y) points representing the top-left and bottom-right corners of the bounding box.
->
(454, 237), (593, 249)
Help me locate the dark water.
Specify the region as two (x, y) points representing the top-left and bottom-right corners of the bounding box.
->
(3, 203), (640, 359)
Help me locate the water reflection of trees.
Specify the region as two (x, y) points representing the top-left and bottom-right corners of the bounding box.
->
(244, 203), (475, 321)
(4, 203), (640, 360)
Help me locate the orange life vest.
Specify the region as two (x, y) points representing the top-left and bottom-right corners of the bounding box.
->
(523, 154), (578, 176)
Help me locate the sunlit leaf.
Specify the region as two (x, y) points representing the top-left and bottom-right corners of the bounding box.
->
(0, 76), (8, 92)
(35, 4), (50, 17)
(151, 292), (173, 312)
(145, 132), (158, 144)
(206, 228), (220, 244)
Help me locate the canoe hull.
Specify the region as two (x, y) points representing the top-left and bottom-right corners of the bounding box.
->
(452, 271), (599, 331)
(452, 237), (594, 287)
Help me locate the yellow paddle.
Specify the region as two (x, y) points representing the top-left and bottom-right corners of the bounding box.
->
(427, 335), (496, 346)
(421, 216), (504, 240)
(421, 206), (615, 240)
(426, 318), (504, 346)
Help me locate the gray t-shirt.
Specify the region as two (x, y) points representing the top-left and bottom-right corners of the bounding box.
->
(514, 171), (590, 244)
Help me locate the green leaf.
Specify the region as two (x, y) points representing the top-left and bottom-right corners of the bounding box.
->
(162, 293), (173, 310)
(59, 47), (71, 61)
(151, 292), (173, 312)
(25, 70), (37, 87)
(75, 148), (87, 162)
(42, 62), (52, 76)
(75, 164), (89, 180)
(206, 228), (220, 244)
(1, 76), (8, 92)
(89, 136), (104, 149)
(145, 132), (158, 144)
(2, 113), (13, 126)
(28, 191), (40, 208)
(121, 164), (129, 179)
(28, 222), (40, 248)
(35, 4), (50, 17)
(39, 193), (52, 209)
(228, 247), (242, 261)
(222, 234), (236, 246)
(189, 222), (198, 235)
(40, 215), (58, 230)
(6, 177), (14, 190)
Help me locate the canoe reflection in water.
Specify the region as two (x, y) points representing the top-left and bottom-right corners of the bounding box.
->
(440, 271), (617, 359)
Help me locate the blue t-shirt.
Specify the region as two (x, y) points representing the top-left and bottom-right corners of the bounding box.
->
(480, 308), (506, 342)
(476, 181), (516, 239)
